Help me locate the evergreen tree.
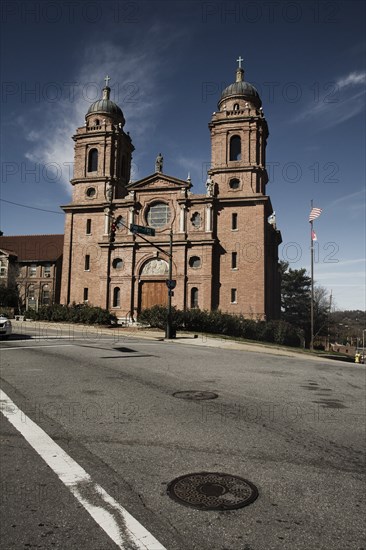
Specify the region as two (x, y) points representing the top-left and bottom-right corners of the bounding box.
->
(280, 261), (311, 332)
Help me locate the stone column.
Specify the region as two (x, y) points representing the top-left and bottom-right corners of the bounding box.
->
(128, 206), (134, 234)
(205, 204), (212, 232)
(104, 208), (110, 235)
(179, 205), (186, 233)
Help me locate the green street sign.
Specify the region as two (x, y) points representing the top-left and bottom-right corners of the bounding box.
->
(130, 223), (156, 236)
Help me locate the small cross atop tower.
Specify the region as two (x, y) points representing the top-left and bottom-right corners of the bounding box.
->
(104, 75), (111, 87)
(236, 56), (244, 69)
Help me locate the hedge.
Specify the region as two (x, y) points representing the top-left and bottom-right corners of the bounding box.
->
(24, 303), (117, 325)
(138, 306), (301, 347)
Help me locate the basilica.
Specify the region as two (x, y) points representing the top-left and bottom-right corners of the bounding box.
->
(60, 61), (282, 321)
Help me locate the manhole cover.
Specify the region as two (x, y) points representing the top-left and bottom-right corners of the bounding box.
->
(167, 472), (258, 510)
(172, 391), (218, 400)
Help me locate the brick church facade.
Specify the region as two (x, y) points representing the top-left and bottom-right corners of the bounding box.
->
(60, 62), (281, 321)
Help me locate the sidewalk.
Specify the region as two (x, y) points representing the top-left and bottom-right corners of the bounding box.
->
(11, 320), (357, 365)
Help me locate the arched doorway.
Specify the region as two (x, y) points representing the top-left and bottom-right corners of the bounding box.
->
(138, 258), (169, 311)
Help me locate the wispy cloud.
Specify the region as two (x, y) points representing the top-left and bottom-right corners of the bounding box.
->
(326, 189), (365, 210)
(293, 70), (366, 129)
(22, 29), (181, 192)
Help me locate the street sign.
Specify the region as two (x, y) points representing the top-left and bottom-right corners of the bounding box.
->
(130, 223), (155, 237)
(166, 279), (176, 290)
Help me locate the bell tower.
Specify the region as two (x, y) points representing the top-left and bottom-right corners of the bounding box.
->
(208, 58), (268, 197)
(70, 76), (134, 204)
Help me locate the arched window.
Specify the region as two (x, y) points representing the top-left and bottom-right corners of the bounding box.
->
(190, 287), (199, 309)
(88, 148), (98, 172)
(189, 256), (201, 268)
(113, 287), (121, 307)
(112, 258), (123, 270)
(234, 103), (239, 111)
(229, 135), (241, 161)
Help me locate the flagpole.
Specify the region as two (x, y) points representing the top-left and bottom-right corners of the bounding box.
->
(310, 199), (314, 351)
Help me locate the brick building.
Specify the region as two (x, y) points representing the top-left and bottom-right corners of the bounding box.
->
(61, 62), (282, 320)
(0, 234), (64, 310)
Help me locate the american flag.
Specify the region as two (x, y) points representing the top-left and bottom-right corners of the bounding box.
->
(309, 207), (322, 222)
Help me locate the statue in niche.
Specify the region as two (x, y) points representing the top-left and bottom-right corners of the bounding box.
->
(206, 175), (215, 197)
(155, 153), (163, 173)
(105, 182), (113, 202)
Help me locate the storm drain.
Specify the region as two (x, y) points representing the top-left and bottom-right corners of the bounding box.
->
(172, 391), (218, 400)
(167, 472), (258, 510)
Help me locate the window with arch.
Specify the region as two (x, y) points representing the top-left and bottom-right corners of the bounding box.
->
(189, 256), (201, 269)
(95, 119), (100, 126)
(88, 148), (98, 172)
(112, 258), (123, 270)
(229, 135), (241, 161)
(190, 287), (199, 309)
(233, 103), (240, 111)
(229, 178), (240, 190)
(113, 287), (121, 307)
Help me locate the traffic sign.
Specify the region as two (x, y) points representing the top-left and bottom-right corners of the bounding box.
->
(166, 279), (176, 290)
(130, 223), (155, 236)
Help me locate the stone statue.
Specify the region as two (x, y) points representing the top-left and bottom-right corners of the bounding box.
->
(268, 212), (276, 228)
(206, 175), (214, 197)
(155, 153), (163, 173)
(105, 182), (113, 202)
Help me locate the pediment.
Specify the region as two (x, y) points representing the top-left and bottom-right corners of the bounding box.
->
(127, 172), (191, 191)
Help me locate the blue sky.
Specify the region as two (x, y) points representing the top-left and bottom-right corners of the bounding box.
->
(1, 0), (365, 311)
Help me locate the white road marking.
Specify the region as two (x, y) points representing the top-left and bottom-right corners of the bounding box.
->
(0, 389), (166, 550)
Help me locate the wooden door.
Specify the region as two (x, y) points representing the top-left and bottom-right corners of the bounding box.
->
(140, 281), (168, 310)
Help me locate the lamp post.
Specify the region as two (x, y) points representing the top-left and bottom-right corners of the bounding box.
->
(165, 229), (175, 339)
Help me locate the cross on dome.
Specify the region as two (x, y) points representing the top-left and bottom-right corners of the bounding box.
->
(104, 75), (111, 87)
(236, 56), (244, 68)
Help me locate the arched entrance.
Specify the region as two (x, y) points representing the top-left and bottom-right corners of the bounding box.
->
(138, 258), (169, 311)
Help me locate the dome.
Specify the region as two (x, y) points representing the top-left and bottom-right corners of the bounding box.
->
(218, 65), (262, 109)
(87, 97), (124, 117)
(85, 77), (125, 123)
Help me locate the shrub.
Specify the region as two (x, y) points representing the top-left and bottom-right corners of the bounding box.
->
(138, 306), (301, 347)
(24, 303), (116, 325)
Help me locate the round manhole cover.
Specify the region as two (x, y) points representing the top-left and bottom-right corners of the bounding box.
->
(172, 391), (218, 400)
(167, 472), (258, 510)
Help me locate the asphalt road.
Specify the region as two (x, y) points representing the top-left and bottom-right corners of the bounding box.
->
(1, 323), (365, 550)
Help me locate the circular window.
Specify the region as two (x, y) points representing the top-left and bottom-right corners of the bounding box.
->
(229, 179), (240, 190)
(112, 258), (123, 270)
(86, 187), (96, 198)
(189, 256), (201, 268)
(146, 202), (171, 228)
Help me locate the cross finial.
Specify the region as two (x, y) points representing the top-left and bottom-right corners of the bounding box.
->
(104, 75), (111, 87)
(236, 56), (244, 68)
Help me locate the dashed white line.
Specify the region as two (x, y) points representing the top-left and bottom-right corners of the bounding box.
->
(0, 389), (167, 550)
